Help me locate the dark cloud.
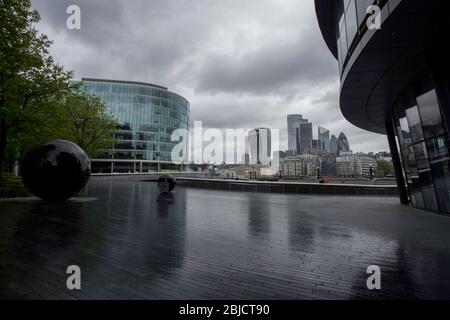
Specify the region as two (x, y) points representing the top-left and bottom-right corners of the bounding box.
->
(31, 0), (389, 153)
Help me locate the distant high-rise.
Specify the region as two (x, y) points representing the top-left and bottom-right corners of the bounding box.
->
(330, 135), (338, 155)
(298, 122), (313, 154)
(248, 128), (272, 165)
(287, 114), (312, 155)
(287, 115), (307, 154)
(318, 126), (330, 152)
(337, 132), (350, 155)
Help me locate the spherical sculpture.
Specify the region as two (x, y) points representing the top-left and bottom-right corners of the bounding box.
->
(21, 140), (91, 201)
(157, 174), (176, 193)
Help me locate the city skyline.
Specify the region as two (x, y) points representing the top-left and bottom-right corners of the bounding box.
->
(31, 0), (390, 154)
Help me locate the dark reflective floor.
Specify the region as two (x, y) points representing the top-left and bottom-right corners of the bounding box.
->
(1, 179), (450, 300)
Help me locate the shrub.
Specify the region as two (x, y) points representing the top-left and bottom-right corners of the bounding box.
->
(0, 173), (32, 198)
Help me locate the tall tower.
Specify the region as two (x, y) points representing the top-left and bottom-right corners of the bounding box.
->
(318, 126), (330, 152)
(287, 115), (310, 155)
(248, 128), (272, 165)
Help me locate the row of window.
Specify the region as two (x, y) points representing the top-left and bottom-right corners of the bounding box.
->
(100, 96), (189, 114)
(394, 75), (450, 213)
(112, 111), (188, 128)
(97, 150), (174, 161)
(83, 81), (189, 106)
(336, 0), (375, 73)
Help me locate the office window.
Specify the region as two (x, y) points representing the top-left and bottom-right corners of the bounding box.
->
(417, 89), (445, 139)
(406, 106), (424, 143)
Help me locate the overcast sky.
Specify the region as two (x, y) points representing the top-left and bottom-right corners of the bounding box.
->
(32, 0), (389, 153)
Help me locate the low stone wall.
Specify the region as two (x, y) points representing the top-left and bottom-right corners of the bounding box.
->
(174, 178), (398, 197)
(91, 174), (398, 196)
(91, 172), (208, 182)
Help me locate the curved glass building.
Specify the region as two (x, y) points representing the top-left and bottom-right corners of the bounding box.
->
(80, 78), (190, 173)
(337, 132), (350, 155)
(315, 1), (450, 213)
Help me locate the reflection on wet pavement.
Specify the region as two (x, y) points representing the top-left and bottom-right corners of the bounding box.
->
(1, 178), (450, 299)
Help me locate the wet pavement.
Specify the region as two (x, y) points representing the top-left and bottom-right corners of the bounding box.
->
(1, 178), (450, 300)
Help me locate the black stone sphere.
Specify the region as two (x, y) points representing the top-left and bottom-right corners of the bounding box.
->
(157, 174), (176, 193)
(21, 140), (91, 202)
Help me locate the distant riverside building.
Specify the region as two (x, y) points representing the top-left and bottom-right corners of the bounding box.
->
(359, 155), (377, 178)
(316, 0), (450, 213)
(279, 155), (320, 178)
(279, 153), (381, 179)
(318, 126), (330, 152)
(336, 154), (362, 177)
(78, 78), (190, 173)
(248, 128), (272, 165)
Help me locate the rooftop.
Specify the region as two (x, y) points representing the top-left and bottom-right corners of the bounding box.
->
(81, 78), (168, 91)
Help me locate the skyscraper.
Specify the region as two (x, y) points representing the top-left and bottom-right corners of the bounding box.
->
(337, 132), (350, 155)
(287, 115), (306, 154)
(248, 128), (272, 165)
(298, 122), (313, 155)
(318, 126), (330, 152)
(330, 135), (338, 155)
(287, 114), (312, 155)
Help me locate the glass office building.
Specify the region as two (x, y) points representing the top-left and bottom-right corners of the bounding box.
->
(79, 78), (190, 173)
(315, 0), (450, 213)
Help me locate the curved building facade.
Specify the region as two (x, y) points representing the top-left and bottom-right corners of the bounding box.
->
(80, 78), (190, 173)
(337, 132), (350, 155)
(315, 1), (450, 213)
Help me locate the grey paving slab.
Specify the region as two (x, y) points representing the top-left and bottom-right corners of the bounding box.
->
(0, 179), (450, 299)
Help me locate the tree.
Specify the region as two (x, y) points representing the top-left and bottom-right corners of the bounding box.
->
(376, 160), (394, 176)
(57, 88), (117, 157)
(0, 0), (71, 171)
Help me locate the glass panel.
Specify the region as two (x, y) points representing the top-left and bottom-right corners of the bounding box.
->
(406, 106), (424, 143)
(426, 136), (448, 162)
(411, 174), (424, 209)
(417, 89), (445, 139)
(339, 14), (348, 60)
(419, 170), (439, 212)
(345, 1), (358, 47)
(431, 161), (450, 213)
(356, 0), (374, 26)
(398, 115), (411, 147)
(412, 142), (429, 170)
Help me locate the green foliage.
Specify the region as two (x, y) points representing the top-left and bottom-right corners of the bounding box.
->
(0, 173), (31, 198)
(0, 0), (72, 170)
(377, 160), (394, 176)
(0, 0), (117, 170)
(55, 87), (117, 157)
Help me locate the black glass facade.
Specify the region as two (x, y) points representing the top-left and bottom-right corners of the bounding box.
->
(79, 79), (190, 173)
(316, 0), (450, 213)
(393, 73), (450, 213)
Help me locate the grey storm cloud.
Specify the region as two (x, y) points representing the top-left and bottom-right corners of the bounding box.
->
(31, 0), (389, 153)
